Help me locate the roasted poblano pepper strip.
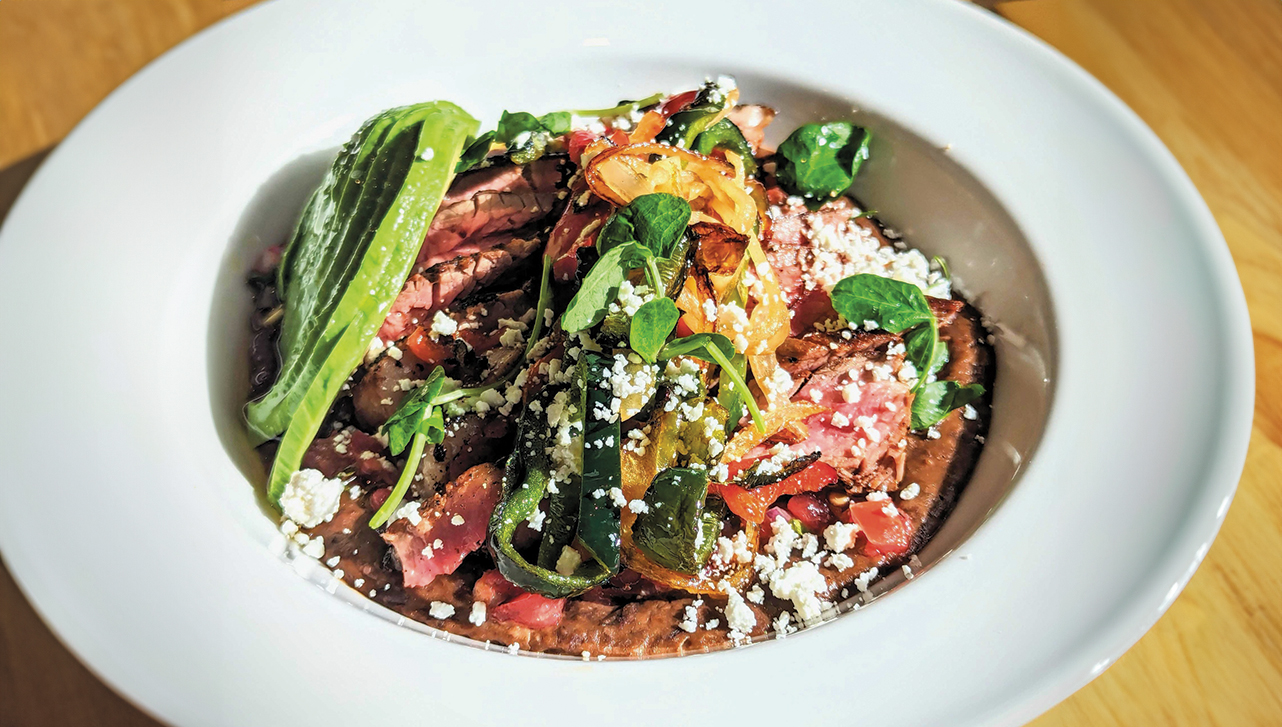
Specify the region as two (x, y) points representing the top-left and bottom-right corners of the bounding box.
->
(678, 399), (729, 467)
(576, 351), (623, 572)
(536, 381), (584, 570)
(489, 388), (611, 598)
(250, 102), (479, 504)
(692, 119), (757, 176)
(633, 467), (720, 574)
(655, 81), (734, 149)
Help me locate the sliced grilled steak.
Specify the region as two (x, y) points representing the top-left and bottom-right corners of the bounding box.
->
(414, 414), (514, 498)
(382, 463), (504, 588)
(301, 428), (398, 485)
(418, 158), (565, 271)
(771, 331), (914, 491)
(379, 234), (542, 341)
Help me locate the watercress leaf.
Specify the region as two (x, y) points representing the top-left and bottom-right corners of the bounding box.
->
(537, 111), (572, 135)
(624, 193), (691, 258)
(381, 366), (446, 455)
(598, 194), (691, 259)
(903, 325), (936, 379)
(657, 332), (736, 363)
(419, 406), (446, 444)
(495, 111), (543, 143)
(910, 381), (984, 430)
(830, 273), (932, 333)
(561, 244), (630, 332)
(455, 131), (496, 173)
(595, 212), (636, 255)
(775, 121), (872, 200)
(630, 298), (680, 363)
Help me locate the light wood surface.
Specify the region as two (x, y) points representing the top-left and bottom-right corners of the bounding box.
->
(0, 0), (1279, 724)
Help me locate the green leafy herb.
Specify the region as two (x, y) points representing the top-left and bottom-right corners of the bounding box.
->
(456, 110), (574, 171)
(247, 102), (478, 505)
(910, 381), (984, 430)
(455, 131), (497, 173)
(370, 366), (450, 528)
(566, 194), (693, 334)
(657, 332), (764, 433)
(379, 367), (447, 455)
(904, 322), (947, 386)
(561, 244), (631, 332)
(830, 273), (933, 333)
(775, 121), (872, 200)
(596, 193), (691, 260)
(831, 272), (982, 428)
(572, 93), (664, 118)
(630, 298), (680, 363)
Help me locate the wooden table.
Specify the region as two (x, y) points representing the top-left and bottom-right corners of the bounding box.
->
(1, 0), (1279, 724)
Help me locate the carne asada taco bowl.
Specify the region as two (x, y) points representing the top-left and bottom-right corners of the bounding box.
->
(0, 0), (1250, 725)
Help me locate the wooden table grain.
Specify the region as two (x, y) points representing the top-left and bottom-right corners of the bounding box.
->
(1, 0), (1280, 724)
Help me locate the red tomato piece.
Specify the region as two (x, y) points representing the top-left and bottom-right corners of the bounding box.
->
(489, 592), (566, 629)
(710, 462), (840, 523)
(843, 500), (913, 556)
(567, 130), (599, 165)
(472, 569), (523, 607)
(787, 492), (834, 533)
(675, 316), (695, 339)
(404, 326), (453, 367)
(659, 90), (699, 118)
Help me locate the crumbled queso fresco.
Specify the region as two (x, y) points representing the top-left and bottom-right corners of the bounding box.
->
(775, 200), (952, 300)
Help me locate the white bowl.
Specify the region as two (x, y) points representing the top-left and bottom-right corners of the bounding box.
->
(0, 0), (1252, 725)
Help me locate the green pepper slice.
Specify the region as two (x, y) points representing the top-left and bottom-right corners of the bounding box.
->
(577, 351), (623, 572)
(692, 119), (758, 176)
(633, 467), (720, 574)
(488, 386), (612, 598)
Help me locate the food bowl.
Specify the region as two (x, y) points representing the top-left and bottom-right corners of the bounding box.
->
(0, 0), (1250, 725)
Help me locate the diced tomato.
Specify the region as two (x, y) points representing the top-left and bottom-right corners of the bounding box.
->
(675, 316), (695, 339)
(490, 592), (566, 629)
(787, 493), (834, 533)
(842, 500), (913, 557)
(567, 130), (599, 165)
(405, 326), (453, 366)
(472, 570), (566, 629)
(607, 128), (630, 146)
(370, 487), (391, 510)
(472, 569), (523, 607)
(710, 462), (841, 523)
(659, 90), (699, 118)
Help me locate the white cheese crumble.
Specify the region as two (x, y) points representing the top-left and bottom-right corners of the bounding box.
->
(822, 521), (860, 553)
(389, 499), (423, 526)
(429, 310), (458, 337)
(555, 546), (583, 576)
(428, 601), (455, 619)
(450, 513), (466, 526)
(899, 482), (921, 500)
(279, 469), (344, 528)
(468, 601), (487, 625)
(720, 580), (757, 636)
